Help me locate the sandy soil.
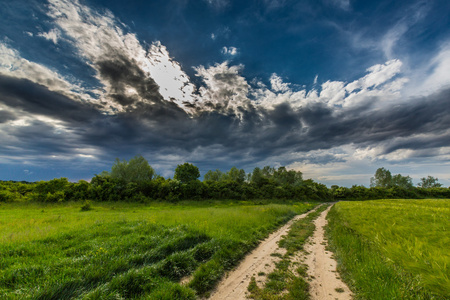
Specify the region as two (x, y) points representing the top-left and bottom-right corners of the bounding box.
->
(303, 205), (352, 300)
(207, 208), (317, 300)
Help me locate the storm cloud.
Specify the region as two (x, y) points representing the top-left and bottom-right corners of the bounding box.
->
(0, 0), (449, 184)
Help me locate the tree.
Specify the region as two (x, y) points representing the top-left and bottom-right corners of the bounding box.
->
(418, 176), (442, 188)
(203, 169), (225, 182)
(370, 168), (414, 189)
(273, 166), (303, 186)
(250, 167), (268, 186)
(261, 166), (275, 178)
(174, 163), (200, 183)
(392, 174), (413, 189)
(226, 167), (246, 183)
(109, 155), (155, 183)
(370, 167), (392, 188)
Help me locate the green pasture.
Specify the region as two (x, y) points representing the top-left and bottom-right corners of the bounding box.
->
(327, 199), (450, 299)
(0, 200), (317, 299)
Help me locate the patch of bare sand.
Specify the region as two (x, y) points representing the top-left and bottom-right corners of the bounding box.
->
(302, 205), (352, 300)
(208, 208), (318, 300)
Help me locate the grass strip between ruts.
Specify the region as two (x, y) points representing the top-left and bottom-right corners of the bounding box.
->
(247, 203), (330, 300)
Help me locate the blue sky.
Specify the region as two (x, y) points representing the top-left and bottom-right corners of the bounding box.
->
(1, 0), (450, 186)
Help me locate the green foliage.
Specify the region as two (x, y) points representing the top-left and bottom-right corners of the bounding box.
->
(370, 167), (393, 188)
(68, 180), (90, 201)
(90, 175), (122, 201)
(392, 174), (413, 189)
(418, 175), (443, 188)
(249, 166), (303, 188)
(0, 189), (20, 202)
(109, 155), (155, 183)
(226, 166), (246, 183)
(273, 166), (303, 186)
(370, 167), (414, 190)
(31, 178), (70, 202)
(174, 163), (200, 183)
(1, 159), (448, 203)
(326, 200), (450, 299)
(250, 167), (268, 186)
(203, 169), (225, 182)
(203, 167), (246, 184)
(80, 200), (92, 211)
(0, 181), (34, 202)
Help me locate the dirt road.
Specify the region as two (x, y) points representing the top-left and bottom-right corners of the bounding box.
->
(303, 205), (352, 300)
(208, 208), (317, 300)
(208, 204), (352, 300)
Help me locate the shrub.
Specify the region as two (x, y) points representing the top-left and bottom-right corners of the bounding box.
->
(80, 200), (92, 211)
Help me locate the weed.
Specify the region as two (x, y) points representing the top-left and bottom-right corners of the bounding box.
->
(80, 200), (92, 211)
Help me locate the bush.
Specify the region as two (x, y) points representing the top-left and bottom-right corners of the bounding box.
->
(0, 189), (19, 202)
(80, 200), (92, 211)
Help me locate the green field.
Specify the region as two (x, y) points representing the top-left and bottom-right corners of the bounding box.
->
(326, 199), (450, 299)
(0, 200), (317, 299)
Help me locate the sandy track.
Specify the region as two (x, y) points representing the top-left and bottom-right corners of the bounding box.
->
(303, 205), (352, 300)
(208, 208), (318, 300)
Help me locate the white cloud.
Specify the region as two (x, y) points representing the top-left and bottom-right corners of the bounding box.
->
(283, 142), (450, 187)
(252, 79), (307, 109)
(270, 73), (290, 92)
(37, 28), (61, 44)
(147, 42), (196, 107)
(313, 74), (318, 85)
(46, 0), (197, 113)
(42, 0), (413, 119)
(421, 43), (450, 92)
(319, 80), (346, 106)
(222, 46), (238, 56)
(381, 23), (408, 59)
(194, 62), (252, 116)
(380, 2), (429, 60)
(354, 130), (450, 163)
(346, 59), (403, 92)
(253, 58), (408, 110)
(8, 0), (444, 126)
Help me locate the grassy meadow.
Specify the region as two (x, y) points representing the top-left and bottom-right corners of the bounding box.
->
(0, 200), (317, 299)
(326, 199), (450, 299)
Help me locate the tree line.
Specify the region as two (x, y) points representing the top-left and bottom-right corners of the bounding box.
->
(0, 156), (448, 203)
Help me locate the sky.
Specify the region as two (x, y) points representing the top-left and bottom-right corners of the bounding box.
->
(0, 0), (450, 187)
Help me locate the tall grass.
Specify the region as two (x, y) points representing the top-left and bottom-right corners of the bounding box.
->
(326, 199), (449, 299)
(0, 200), (317, 298)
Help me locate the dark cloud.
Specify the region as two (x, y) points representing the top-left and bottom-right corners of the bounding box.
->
(1, 68), (450, 179)
(0, 109), (16, 123)
(96, 54), (165, 107)
(0, 75), (101, 123)
(350, 89), (450, 147)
